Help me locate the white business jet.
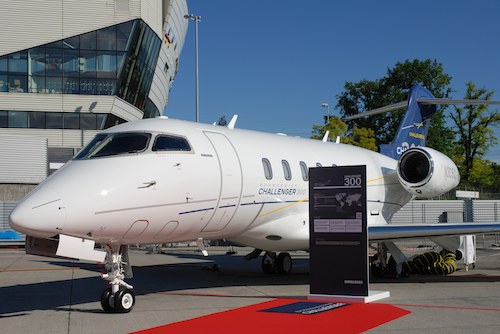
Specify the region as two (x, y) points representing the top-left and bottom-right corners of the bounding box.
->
(9, 85), (500, 313)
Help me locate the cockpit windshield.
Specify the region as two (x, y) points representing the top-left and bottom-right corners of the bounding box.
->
(75, 132), (151, 159)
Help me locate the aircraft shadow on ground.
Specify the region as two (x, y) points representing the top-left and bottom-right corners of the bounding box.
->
(1, 249), (499, 316)
(0, 251), (310, 316)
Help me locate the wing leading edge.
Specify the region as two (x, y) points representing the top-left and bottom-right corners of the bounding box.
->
(369, 222), (500, 242)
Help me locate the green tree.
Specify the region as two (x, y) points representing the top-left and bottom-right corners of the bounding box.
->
(450, 82), (500, 183)
(311, 116), (347, 141)
(492, 163), (500, 195)
(344, 126), (377, 151)
(311, 116), (377, 150)
(468, 159), (496, 189)
(426, 109), (455, 157)
(335, 59), (453, 150)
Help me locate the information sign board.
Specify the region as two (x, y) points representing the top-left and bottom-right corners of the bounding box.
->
(309, 165), (368, 296)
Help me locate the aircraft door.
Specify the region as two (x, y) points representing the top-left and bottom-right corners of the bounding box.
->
(202, 132), (242, 232)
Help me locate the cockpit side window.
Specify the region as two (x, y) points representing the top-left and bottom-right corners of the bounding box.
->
(152, 135), (191, 152)
(75, 132), (151, 159)
(74, 133), (107, 159)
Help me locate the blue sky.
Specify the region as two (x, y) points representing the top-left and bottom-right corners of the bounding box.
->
(166, 0), (500, 162)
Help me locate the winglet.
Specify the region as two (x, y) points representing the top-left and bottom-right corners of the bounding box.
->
(228, 115), (238, 129)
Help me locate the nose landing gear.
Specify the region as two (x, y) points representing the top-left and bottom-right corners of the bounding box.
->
(100, 245), (135, 313)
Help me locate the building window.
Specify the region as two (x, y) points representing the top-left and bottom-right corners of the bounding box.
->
(29, 76), (46, 93)
(63, 49), (80, 77)
(0, 19), (162, 118)
(46, 112), (63, 129)
(0, 74), (7, 92)
(80, 31), (97, 50)
(46, 48), (63, 76)
(262, 158), (273, 180)
(0, 110), (124, 130)
(46, 76), (62, 93)
(8, 111), (28, 128)
(7, 52), (27, 74)
(97, 26), (117, 51)
(64, 36), (80, 50)
(300, 161), (309, 181)
(282, 160), (292, 181)
(0, 58), (6, 72)
(80, 113), (97, 130)
(8, 75), (27, 92)
(63, 113), (79, 129)
(117, 21), (134, 51)
(29, 112), (46, 128)
(0, 111), (7, 127)
(29, 47), (46, 76)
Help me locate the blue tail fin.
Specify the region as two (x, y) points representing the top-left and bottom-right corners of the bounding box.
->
(380, 85), (439, 159)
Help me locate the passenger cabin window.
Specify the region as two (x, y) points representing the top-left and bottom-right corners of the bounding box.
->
(75, 132), (150, 159)
(262, 158), (273, 180)
(282, 160), (292, 181)
(300, 161), (309, 181)
(153, 135), (191, 152)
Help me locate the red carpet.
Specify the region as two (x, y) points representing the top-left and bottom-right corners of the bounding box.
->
(132, 299), (410, 334)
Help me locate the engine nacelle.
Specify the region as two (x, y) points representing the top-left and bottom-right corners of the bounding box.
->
(397, 147), (460, 197)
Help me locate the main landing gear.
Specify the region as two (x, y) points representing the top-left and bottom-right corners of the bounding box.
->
(245, 249), (293, 275)
(245, 249), (293, 274)
(100, 245), (135, 313)
(258, 250), (292, 275)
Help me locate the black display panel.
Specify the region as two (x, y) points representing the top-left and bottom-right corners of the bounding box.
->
(309, 166), (368, 296)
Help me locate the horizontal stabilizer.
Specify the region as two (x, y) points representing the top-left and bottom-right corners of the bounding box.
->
(346, 97), (500, 120)
(345, 85), (500, 159)
(345, 101), (407, 120)
(417, 98), (500, 105)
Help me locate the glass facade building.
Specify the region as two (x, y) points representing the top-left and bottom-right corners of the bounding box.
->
(0, 19), (163, 128)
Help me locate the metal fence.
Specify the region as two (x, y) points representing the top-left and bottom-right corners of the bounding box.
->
(0, 201), (16, 230)
(391, 200), (465, 224)
(472, 200), (500, 222)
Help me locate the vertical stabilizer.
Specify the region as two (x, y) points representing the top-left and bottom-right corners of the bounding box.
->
(379, 86), (439, 159)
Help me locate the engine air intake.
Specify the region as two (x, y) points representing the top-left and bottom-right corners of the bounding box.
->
(399, 150), (430, 184)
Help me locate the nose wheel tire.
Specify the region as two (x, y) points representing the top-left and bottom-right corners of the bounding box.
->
(100, 288), (115, 313)
(100, 287), (135, 313)
(114, 288), (135, 313)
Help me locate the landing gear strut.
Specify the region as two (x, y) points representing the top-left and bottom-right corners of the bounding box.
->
(100, 245), (135, 313)
(261, 251), (292, 275)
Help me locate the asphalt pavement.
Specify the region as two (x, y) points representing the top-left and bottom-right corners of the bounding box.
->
(1, 239), (500, 334)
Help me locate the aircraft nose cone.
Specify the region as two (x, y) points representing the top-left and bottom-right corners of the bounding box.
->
(9, 187), (65, 238)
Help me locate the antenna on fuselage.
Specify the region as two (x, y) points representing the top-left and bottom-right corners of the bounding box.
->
(227, 115), (238, 129)
(322, 131), (329, 142)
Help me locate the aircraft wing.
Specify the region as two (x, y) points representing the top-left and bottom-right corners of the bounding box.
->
(368, 222), (500, 242)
